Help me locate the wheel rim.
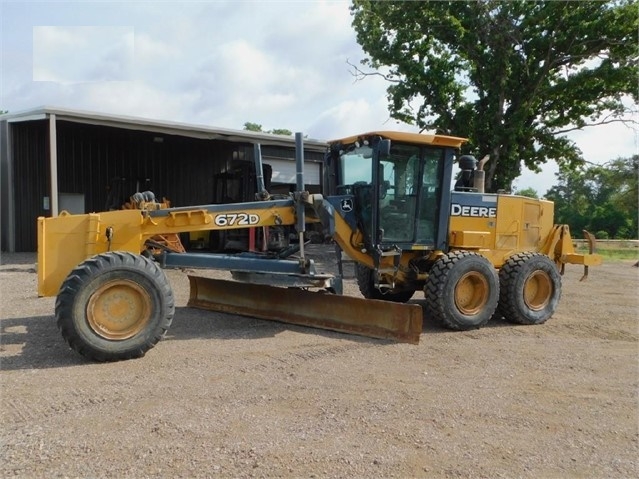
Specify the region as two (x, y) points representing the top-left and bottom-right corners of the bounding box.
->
(523, 270), (552, 311)
(86, 279), (152, 340)
(454, 271), (489, 315)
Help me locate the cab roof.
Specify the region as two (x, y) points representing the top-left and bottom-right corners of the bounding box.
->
(329, 131), (467, 149)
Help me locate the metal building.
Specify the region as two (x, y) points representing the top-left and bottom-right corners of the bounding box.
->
(0, 107), (327, 252)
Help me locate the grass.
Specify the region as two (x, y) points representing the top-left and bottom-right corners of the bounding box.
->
(575, 243), (639, 261)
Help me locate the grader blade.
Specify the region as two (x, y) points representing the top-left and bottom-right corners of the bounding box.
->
(188, 276), (422, 344)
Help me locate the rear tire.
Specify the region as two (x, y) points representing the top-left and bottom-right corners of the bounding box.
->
(498, 252), (561, 325)
(55, 252), (175, 361)
(355, 264), (415, 303)
(424, 251), (499, 330)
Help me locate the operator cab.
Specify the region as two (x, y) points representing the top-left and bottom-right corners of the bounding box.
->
(326, 131), (465, 253)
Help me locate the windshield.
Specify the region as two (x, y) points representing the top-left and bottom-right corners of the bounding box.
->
(338, 145), (374, 186)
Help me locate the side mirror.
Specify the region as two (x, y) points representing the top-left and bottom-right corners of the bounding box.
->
(378, 139), (391, 159)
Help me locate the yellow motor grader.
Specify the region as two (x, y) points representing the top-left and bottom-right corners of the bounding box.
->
(37, 132), (601, 361)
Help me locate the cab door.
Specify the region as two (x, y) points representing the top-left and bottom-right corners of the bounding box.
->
(376, 144), (446, 249)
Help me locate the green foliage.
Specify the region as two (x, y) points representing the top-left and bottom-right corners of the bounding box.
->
(350, 0), (638, 192)
(269, 128), (293, 136)
(243, 122), (292, 136)
(545, 155), (638, 239)
(513, 187), (538, 199)
(243, 122), (263, 132)
(574, 243), (639, 262)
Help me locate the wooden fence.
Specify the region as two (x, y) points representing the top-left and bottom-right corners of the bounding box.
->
(572, 239), (639, 249)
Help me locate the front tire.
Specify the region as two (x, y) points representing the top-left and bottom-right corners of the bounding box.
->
(55, 252), (175, 361)
(498, 252), (561, 325)
(424, 251), (499, 330)
(356, 264), (415, 303)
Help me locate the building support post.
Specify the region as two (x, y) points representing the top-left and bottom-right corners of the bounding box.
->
(0, 119), (15, 251)
(49, 113), (59, 216)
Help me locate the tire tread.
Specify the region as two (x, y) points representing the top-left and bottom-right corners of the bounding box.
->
(355, 264), (414, 303)
(498, 252), (561, 325)
(424, 250), (498, 330)
(56, 252), (174, 362)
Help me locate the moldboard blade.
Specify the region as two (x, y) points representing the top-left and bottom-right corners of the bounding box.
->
(188, 276), (422, 344)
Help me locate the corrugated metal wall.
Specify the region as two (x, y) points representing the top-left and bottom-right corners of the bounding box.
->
(11, 120), (49, 252)
(56, 121), (236, 212)
(7, 119), (326, 251)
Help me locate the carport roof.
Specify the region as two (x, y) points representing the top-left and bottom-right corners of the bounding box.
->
(0, 106), (327, 151)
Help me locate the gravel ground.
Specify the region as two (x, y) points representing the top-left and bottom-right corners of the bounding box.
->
(1, 246), (637, 478)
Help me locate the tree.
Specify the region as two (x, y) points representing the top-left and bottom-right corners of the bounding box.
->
(243, 122), (263, 132)
(545, 155), (638, 239)
(269, 128), (293, 136)
(243, 122), (293, 136)
(350, 0), (638, 192)
(513, 187), (538, 199)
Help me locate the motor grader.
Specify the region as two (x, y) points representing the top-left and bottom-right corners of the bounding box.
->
(37, 132), (601, 361)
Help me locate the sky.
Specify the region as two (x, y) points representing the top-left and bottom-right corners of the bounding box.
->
(1, 0), (637, 195)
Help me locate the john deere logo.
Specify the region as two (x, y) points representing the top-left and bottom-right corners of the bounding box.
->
(451, 203), (496, 218)
(340, 199), (353, 212)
